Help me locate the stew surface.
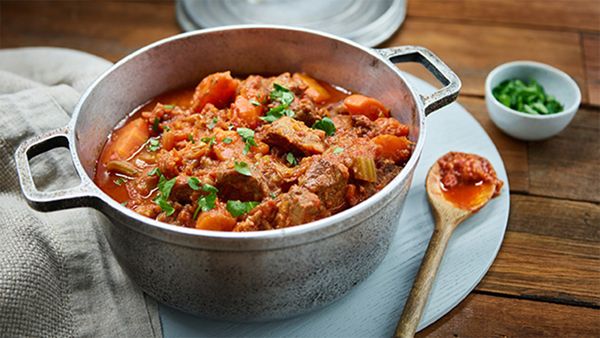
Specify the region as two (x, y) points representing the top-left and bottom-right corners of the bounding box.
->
(94, 72), (414, 231)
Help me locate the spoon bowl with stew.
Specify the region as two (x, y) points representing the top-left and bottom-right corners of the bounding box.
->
(394, 152), (503, 338)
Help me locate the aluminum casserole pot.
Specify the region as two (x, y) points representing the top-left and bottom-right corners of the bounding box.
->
(15, 25), (460, 322)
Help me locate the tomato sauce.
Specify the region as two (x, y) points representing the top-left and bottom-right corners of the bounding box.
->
(437, 152), (503, 211)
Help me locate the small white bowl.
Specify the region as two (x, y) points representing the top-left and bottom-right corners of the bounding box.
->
(485, 61), (581, 141)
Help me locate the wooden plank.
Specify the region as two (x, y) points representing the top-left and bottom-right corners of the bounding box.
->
(457, 97), (529, 193)
(417, 293), (600, 337)
(408, 0), (600, 32)
(477, 229), (600, 307)
(508, 194), (600, 242)
(583, 34), (600, 106)
(528, 106), (600, 203)
(384, 19), (588, 103)
(0, 1), (180, 61)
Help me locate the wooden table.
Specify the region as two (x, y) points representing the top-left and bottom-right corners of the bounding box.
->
(2, 1), (598, 336)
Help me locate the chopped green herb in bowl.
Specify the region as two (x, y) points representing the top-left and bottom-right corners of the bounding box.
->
(492, 79), (563, 115)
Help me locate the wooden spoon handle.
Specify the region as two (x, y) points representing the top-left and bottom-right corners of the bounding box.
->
(394, 224), (455, 338)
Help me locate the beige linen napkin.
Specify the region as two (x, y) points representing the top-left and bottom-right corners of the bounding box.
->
(0, 47), (162, 337)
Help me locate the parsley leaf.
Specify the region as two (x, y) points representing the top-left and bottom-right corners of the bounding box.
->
(148, 137), (161, 151)
(147, 167), (160, 176)
(333, 147), (344, 154)
(152, 117), (160, 133)
(286, 152), (297, 166)
(208, 117), (218, 130)
(201, 136), (216, 147)
(188, 177), (201, 190)
(312, 117), (336, 136)
(188, 134), (194, 143)
(260, 83), (295, 123)
(193, 183), (219, 219)
(226, 200), (259, 217)
(163, 104), (175, 110)
(250, 99), (261, 106)
(270, 83), (294, 105)
(153, 173), (177, 215)
(113, 177), (126, 186)
(222, 137), (233, 144)
(237, 128), (257, 155)
(234, 161), (252, 176)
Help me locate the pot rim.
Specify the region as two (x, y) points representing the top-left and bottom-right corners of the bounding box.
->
(69, 24), (427, 242)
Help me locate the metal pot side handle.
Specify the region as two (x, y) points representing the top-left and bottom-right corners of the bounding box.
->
(375, 46), (461, 115)
(14, 126), (98, 212)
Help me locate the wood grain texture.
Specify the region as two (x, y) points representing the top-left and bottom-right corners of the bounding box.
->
(478, 229), (600, 307)
(528, 106), (600, 203)
(408, 0), (600, 32)
(417, 293), (600, 338)
(0, 1), (180, 61)
(583, 34), (600, 106)
(383, 19), (588, 103)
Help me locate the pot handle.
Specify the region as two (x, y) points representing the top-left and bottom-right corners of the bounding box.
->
(15, 126), (99, 212)
(375, 46), (461, 115)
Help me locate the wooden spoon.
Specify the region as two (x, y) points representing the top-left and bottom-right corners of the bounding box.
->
(394, 161), (497, 338)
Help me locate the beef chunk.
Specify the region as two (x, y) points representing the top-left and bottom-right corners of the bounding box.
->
(262, 116), (325, 155)
(215, 161), (269, 202)
(171, 175), (195, 203)
(234, 186), (328, 231)
(299, 156), (349, 211)
(290, 97), (324, 126)
(274, 185), (328, 228)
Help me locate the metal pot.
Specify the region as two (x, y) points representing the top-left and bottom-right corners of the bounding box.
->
(15, 26), (460, 322)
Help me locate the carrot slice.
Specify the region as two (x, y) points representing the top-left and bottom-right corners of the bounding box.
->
(195, 207), (237, 231)
(191, 71), (238, 112)
(372, 134), (412, 163)
(107, 117), (149, 160)
(344, 94), (390, 120)
(231, 96), (263, 129)
(295, 73), (331, 103)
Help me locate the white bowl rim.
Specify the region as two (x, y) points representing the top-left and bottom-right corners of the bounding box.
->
(485, 60), (581, 120)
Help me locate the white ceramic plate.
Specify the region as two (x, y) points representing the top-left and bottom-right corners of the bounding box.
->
(159, 73), (510, 337)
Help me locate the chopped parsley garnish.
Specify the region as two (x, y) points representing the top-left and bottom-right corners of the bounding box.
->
(148, 167), (160, 176)
(492, 79), (564, 115)
(333, 147), (344, 154)
(201, 136), (216, 147)
(250, 99), (261, 106)
(208, 117), (218, 130)
(153, 173), (177, 216)
(164, 125), (171, 132)
(269, 192), (277, 199)
(226, 200), (259, 217)
(222, 137), (233, 144)
(188, 177), (201, 191)
(188, 134), (194, 143)
(148, 137), (161, 151)
(193, 183), (219, 219)
(163, 104), (175, 110)
(152, 117), (160, 133)
(286, 152), (297, 166)
(312, 117), (336, 136)
(237, 128), (257, 155)
(113, 177), (126, 186)
(260, 83), (295, 123)
(234, 161), (252, 176)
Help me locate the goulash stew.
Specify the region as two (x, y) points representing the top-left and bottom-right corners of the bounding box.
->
(94, 72), (414, 231)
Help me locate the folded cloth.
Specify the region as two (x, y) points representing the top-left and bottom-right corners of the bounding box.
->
(0, 48), (162, 337)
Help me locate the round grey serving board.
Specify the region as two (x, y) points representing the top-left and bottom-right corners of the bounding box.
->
(159, 73), (510, 337)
